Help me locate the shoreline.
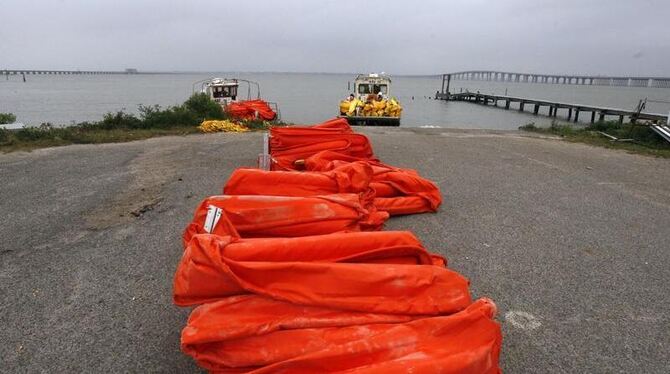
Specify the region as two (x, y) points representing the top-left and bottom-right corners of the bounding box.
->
(2, 122), (669, 158)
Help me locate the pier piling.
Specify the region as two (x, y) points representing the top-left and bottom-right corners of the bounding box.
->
(438, 92), (668, 125)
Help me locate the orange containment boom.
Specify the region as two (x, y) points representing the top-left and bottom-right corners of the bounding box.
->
(224, 161), (374, 198)
(183, 194), (388, 246)
(226, 99), (277, 121)
(181, 296), (501, 373)
(173, 117), (502, 372)
(173, 233), (468, 310)
(269, 119), (376, 170)
(303, 150), (443, 215)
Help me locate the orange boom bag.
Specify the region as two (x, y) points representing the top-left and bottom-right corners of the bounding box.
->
(203, 231), (446, 266)
(226, 99), (277, 121)
(224, 162), (374, 198)
(183, 194), (388, 247)
(269, 119), (376, 170)
(173, 233), (468, 310)
(303, 150), (442, 215)
(172, 115), (503, 372)
(181, 296), (501, 373)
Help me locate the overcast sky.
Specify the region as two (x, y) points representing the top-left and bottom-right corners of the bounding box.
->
(1, 0), (669, 76)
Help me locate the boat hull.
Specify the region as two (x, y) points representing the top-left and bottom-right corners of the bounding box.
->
(339, 116), (400, 127)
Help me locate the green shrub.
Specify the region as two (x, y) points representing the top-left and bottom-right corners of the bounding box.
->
(586, 120), (622, 132)
(244, 119), (272, 130)
(548, 121), (576, 136)
(139, 105), (198, 128)
(98, 111), (143, 130)
(0, 128), (12, 144)
(136, 94), (226, 129)
(627, 125), (665, 145)
(0, 93), (256, 151)
(183, 93), (226, 120)
(0, 113), (16, 124)
(586, 121), (667, 146)
(15, 126), (48, 141)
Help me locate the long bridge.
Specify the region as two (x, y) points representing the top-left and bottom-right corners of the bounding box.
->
(2, 69), (143, 76)
(445, 70), (670, 88)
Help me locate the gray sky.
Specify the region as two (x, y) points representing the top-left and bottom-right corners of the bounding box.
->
(1, 0), (669, 76)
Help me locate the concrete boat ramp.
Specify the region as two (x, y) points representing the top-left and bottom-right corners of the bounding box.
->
(1, 127), (668, 373)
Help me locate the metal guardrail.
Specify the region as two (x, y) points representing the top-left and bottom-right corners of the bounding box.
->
(650, 125), (670, 143)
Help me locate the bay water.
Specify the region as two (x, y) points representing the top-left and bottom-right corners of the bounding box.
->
(1, 72), (668, 129)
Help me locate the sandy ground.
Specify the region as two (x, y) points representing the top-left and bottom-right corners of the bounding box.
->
(1, 127), (669, 373)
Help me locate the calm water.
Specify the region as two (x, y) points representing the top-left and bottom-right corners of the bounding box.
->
(1, 73), (669, 129)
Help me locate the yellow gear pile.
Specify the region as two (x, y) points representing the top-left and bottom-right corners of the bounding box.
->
(339, 97), (402, 118)
(198, 120), (249, 133)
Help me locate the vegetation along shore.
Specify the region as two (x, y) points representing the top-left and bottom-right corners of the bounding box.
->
(0, 94), (274, 152)
(1, 94), (669, 158)
(519, 121), (670, 158)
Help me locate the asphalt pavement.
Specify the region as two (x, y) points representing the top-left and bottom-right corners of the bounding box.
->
(1, 127), (668, 373)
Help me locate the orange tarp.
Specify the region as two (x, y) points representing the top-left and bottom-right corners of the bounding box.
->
(183, 194), (388, 246)
(226, 99), (276, 121)
(174, 118), (501, 372)
(173, 233), (469, 310)
(269, 119), (375, 170)
(224, 162), (374, 198)
(202, 231), (445, 266)
(303, 150), (442, 215)
(182, 296), (501, 373)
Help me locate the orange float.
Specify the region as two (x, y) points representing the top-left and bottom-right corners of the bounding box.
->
(183, 194), (388, 247)
(173, 233), (469, 310)
(224, 161), (374, 198)
(303, 150), (442, 215)
(182, 296), (501, 373)
(269, 119), (375, 170)
(173, 118), (502, 372)
(226, 99), (276, 121)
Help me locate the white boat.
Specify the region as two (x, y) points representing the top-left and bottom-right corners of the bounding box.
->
(192, 77), (281, 120)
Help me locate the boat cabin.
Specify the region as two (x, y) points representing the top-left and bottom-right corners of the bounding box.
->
(204, 78), (239, 105)
(354, 73), (391, 99)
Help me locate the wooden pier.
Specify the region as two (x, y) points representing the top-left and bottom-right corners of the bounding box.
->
(435, 91), (669, 125)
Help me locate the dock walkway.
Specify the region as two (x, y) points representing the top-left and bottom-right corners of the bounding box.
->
(436, 92), (669, 126)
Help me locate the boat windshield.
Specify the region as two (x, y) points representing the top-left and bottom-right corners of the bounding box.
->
(357, 84), (372, 94)
(212, 85), (238, 98)
(374, 84), (388, 94)
(357, 83), (388, 95)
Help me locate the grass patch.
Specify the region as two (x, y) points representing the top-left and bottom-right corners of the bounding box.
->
(1, 126), (201, 152)
(519, 120), (670, 158)
(0, 93), (280, 153)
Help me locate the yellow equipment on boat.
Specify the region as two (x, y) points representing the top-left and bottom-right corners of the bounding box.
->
(339, 97), (402, 118)
(338, 74), (402, 126)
